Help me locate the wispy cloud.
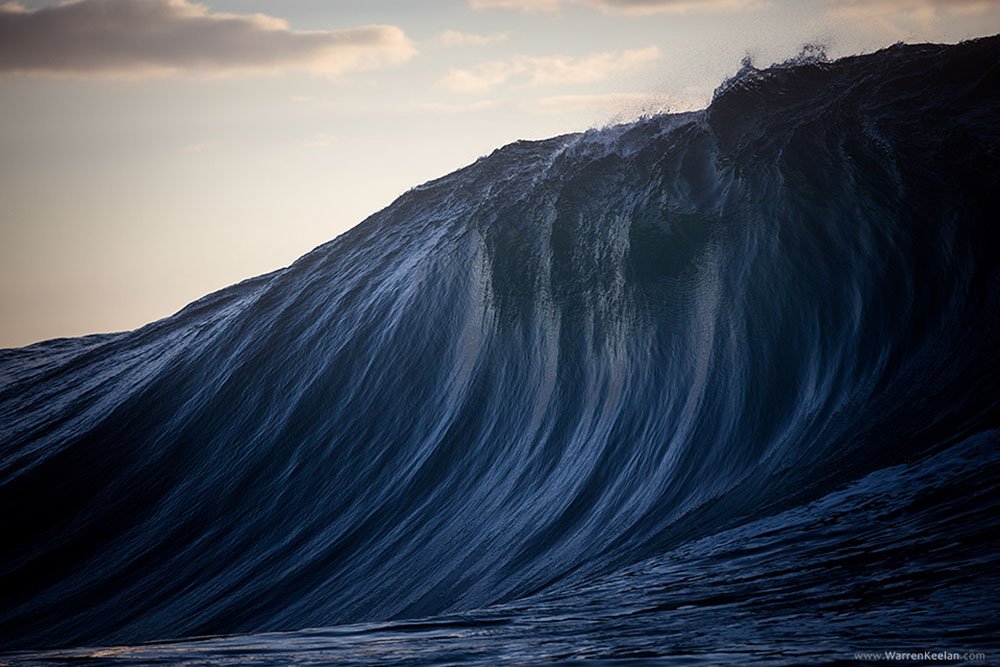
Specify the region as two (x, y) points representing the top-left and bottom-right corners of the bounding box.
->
(431, 29), (508, 47)
(304, 132), (339, 149)
(470, 0), (766, 14)
(439, 46), (660, 93)
(418, 99), (499, 113)
(829, 0), (999, 17)
(0, 0), (416, 78)
(469, 0), (561, 12)
(827, 0), (1000, 37)
(533, 91), (706, 114)
(178, 139), (223, 154)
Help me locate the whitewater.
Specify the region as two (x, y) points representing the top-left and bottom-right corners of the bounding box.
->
(1, 37), (999, 665)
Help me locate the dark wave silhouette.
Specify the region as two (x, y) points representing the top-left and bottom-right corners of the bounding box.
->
(2, 36), (999, 665)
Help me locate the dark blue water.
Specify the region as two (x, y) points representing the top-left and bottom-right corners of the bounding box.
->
(2, 37), (999, 665)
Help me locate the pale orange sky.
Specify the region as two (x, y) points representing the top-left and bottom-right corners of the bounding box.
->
(1, 0), (997, 348)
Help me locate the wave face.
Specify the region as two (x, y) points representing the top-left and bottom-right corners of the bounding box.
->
(2, 37), (1000, 664)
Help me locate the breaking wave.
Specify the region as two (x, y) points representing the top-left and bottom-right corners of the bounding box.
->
(2, 36), (999, 665)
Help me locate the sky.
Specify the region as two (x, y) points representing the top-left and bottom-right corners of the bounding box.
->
(1, 0), (998, 348)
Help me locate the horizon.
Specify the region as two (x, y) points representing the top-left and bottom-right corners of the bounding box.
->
(1, 0), (998, 348)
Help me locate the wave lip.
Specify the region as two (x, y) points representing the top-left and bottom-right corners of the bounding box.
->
(2, 35), (1000, 663)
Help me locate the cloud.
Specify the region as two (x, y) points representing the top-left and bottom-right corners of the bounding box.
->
(439, 46), (660, 93)
(431, 30), (509, 47)
(829, 0), (999, 16)
(583, 0), (766, 13)
(533, 91), (706, 113)
(418, 100), (499, 113)
(826, 0), (1000, 37)
(0, 0), (416, 78)
(469, 0), (561, 12)
(470, 0), (765, 13)
(303, 132), (339, 149)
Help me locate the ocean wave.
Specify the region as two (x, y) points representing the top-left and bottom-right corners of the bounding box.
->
(2, 35), (999, 664)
